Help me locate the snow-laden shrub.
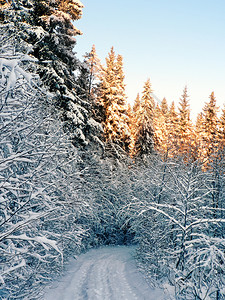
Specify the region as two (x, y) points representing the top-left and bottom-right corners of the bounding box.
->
(0, 29), (88, 299)
(75, 156), (129, 247)
(124, 157), (225, 300)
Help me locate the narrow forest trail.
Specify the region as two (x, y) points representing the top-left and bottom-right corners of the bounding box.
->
(43, 246), (171, 300)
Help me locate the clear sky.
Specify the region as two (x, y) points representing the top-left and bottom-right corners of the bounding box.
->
(75, 0), (225, 119)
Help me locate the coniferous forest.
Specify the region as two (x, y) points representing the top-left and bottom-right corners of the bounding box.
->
(0, 1), (225, 299)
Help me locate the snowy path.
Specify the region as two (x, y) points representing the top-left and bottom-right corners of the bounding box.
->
(44, 246), (169, 300)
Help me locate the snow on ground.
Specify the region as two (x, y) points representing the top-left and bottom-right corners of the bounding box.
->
(43, 246), (172, 300)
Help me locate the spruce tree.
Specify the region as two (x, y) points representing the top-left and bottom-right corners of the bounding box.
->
(130, 79), (155, 159)
(99, 47), (130, 151)
(0, 0), (100, 147)
(127, 103), (134, 132)
(84, 44), (102, 98)
(77, 45), (106, 127)
(133, 93), (141, 113)
(161, 97), (169, 119)
(157, 97), (170, 155)
(153, 103), (168, 155)
(202, 91), (219, 159)
(129, 94), (140, 156)
(76, 45), (103, 123)
(177, 86), (193, 159)
(166, 101), (179, 157)
(218, 105), (225, 150)
(194, 112), (205, 160)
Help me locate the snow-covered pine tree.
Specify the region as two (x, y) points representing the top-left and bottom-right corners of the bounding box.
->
(127, 103), (134, 143)
(160, 97), (169, 118)
(99, 47), (130, 152)
(85, 44), (101, 96)
(0, 0), (101, 147)
(215, 109), (225, 237)
(153, 98), (170, 156)
(218, 104), (225, 150)
(193, 112), (205, 161)
(153, 103), (168, 155)
(75, 45), (105, 143)
(200, 93), (224, 239)
(133, 93), (141, 113)
(77, 45), (102, 103)
(201, 91), (219, 160)
(115, 53), (131, 151)
(177, 86), (193, 160)
(129, 79), (155, 160)
(167, 101), (179, 157)
(75, 59), (91, 103)
(129, 94), (141, 157)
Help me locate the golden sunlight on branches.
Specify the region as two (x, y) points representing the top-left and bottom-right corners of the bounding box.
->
(59, 0), (84, 21)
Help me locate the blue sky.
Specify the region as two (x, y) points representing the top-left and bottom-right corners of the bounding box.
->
(75, 0), (225, 119)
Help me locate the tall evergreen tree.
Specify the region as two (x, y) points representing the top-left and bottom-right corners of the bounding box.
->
(167, 101), (179, 156)
(161, 97), (169, 119)
(218, 104), (225, 150)
(130, 79), (155, 159)
(177, 86), (193, 159)
(83, 44), (102, 98)
(133, 93), (141, 113)
(0, 0), (100, 147)
(127, 103), (133, 128)
(157, 97), (170, 155)
(99, 47), (130, 151)
(194, 112), (205, 160)
(202, 91), (219, 159)
(76, 44), (104, 125)
(153, 103), (168, 155)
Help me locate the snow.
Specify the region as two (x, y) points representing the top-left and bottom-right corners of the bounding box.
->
(73, 0), (84, 8)
(0, 56), (34, 91)
(8, 234), (62, 254)
(43, 246), (171, 300)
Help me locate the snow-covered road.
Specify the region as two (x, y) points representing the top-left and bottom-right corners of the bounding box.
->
(44, 246), (169, 300)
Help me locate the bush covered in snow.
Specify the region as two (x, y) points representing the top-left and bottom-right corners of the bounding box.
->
(0, 25), (91, 299)
(124, 157), (225, 300)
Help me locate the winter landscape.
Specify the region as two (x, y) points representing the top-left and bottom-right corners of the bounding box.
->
(0, 1), (225, 299)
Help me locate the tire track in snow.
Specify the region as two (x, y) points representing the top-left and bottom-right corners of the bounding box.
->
(44, 246), (169, 300)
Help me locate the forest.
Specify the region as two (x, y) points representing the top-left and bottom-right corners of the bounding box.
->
(0, 1), (224, 299)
